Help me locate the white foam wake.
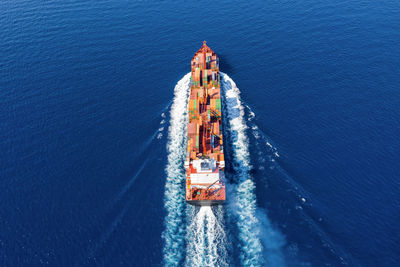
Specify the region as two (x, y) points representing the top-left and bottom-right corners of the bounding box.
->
(162, 73), (191, 266)
(185, 206), (229, 267)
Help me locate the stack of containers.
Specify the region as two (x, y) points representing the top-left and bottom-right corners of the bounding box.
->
(214, 121), (219, 135)
(192, 68), (200, 87)
(196, 123), (200, 149)
(203, 69), (207, 88)
(215, 99), (221, 116)
(210, 98), (215, 111)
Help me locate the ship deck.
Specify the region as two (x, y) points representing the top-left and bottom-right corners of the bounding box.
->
(185, 41), (226, 205)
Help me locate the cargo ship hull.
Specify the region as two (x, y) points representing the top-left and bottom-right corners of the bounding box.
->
(185, 41), (226, 205)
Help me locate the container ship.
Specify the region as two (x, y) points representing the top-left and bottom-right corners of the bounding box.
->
(185, 41), (226, 205)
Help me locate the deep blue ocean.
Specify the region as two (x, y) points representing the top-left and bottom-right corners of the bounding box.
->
(1, 0), (400, 266)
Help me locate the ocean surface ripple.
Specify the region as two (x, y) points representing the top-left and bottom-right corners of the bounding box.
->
(1, 0), (399, 265)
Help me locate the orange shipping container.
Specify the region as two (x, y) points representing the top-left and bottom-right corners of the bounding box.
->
(210, 99), (215, 109)
(188, 122), (196, 135)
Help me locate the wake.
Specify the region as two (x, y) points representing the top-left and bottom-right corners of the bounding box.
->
(162, 73), (285, 266)
(185, 206), (228, 266)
